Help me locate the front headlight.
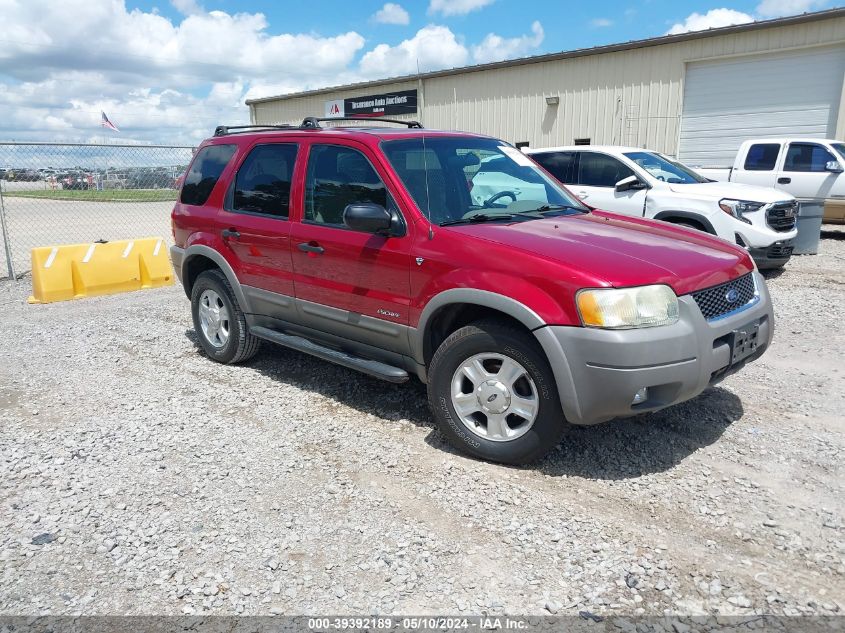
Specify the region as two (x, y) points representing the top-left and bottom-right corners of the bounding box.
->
(719, 198), (764, 221)
(576, 285), (679, 329)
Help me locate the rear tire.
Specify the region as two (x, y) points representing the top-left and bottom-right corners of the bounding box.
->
(191, 269), (260, 364)
(427, 319), (568, 465)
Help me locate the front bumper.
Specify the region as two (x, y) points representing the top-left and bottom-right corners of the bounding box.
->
(749, 240), (793, 269)
(733, 206), (797, 250)
(534, 271), (773, 425)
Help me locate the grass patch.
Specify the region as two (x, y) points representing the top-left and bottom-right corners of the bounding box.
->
(2, 189), (178, 202)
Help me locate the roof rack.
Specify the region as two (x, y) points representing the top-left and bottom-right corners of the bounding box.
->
(213, 117), (424, 137)
(213, 124), (295, 136)
(300, 117), (423, 129)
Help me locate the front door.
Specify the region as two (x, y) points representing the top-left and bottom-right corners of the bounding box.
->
(777, 141), (842, 199)
(290, 142), (413, 354)
(574, 151), (647, 216)
(216, 142), (300, 319)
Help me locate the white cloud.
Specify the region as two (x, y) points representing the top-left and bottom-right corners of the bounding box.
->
(372, 3), (410, 25)
(471, 21), (544, 64)
(0, 0), (368, 143)
(666, 8), (755, 34)
(428, 0), (496, 17)
(0, 77), (215, 144)
(667, 1), (828, 37)
(170, 0), (203, 16)
(755, 0), (827, 17)
(359, 25), (469, 77)
(590, 18), (614, 27)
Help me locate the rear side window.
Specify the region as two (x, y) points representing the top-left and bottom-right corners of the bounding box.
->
(304, 145), (388, 226)
(784, 143), (836, 172)
(232, 144), (297, 218)
(181, 144), (236, 206)
(578, 152), (634, 187)
(533, 152), (578, 184)
(744, 143), (780, 171)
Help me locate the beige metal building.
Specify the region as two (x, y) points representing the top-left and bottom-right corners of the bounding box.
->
(247, 8), (845, 166)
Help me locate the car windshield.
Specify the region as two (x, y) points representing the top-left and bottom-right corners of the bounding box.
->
(623, 151), (709, 184)
(381, 137), (587, 226)
(832, 143), (845, 161)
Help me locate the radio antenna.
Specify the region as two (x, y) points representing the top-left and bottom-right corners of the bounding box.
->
(417, 58), (434, 240)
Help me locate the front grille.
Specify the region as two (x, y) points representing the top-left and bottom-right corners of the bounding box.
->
(766, 201), (797, 232)
(767, 241), (794, 259)
(692, 273), (756, 321)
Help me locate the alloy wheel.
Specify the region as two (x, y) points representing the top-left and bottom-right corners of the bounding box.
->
(450, 353), (539, 442)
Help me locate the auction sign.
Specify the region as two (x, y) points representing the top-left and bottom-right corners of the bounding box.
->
(324, 89), (418, 118)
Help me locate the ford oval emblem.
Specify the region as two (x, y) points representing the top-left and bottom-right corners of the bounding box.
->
(725, 288), (740, 304)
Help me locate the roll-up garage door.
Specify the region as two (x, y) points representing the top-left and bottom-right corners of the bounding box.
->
(678, 46), (845, 166)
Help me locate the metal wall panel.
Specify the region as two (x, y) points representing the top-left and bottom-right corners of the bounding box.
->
(679, 45), (845, 166)
(250, 16), (845, 158)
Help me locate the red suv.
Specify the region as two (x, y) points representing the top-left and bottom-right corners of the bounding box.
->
(170, 118), (774, 464)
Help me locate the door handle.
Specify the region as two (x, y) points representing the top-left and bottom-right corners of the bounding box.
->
(222, 228), (241, 240)
(298, 242), (324, 255)
(578, 191), (589, 199)
(777, 177), (791, 185)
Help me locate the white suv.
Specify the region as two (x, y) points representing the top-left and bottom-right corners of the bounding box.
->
(523, 146), (799, 269)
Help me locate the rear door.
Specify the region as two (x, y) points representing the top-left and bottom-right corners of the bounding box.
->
(215, 141), (300, 319)
(731, 142), (781, 189)
(531, 150), (579, 190)
(289, 141), (413, 354)
(777, 141), (841, 199)
(574, 151), (646, 216)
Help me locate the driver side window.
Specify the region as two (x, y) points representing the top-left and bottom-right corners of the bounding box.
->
(784, 143), (836, 173)
(578, 152), (634, 187)
(304, 145), (389, 226)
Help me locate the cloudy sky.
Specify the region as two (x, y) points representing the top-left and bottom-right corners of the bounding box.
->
(0, 0), (834, 145)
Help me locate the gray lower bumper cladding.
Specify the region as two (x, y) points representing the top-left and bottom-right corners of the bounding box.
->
(536, 272), (774, 425)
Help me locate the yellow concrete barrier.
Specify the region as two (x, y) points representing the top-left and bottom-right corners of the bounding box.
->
(28, 237), (174, 304)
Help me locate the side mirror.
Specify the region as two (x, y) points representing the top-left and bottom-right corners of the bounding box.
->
(615, 175), (647, 192)
(343, 203), (396, 235)
(825, 160), (843, 173)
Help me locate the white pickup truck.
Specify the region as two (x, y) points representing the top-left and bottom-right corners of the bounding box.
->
(506, 146), (798, 269)
(695, 138), (845, 224)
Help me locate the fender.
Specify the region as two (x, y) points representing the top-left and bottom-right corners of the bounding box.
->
(412, 288), (583, 425)
(412, 287), (546, 364)
(532, 326), (584, 426)
(179, 244), (252, 312)
(653, 210), (717, 235)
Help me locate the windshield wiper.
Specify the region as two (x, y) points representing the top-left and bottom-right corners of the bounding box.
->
(527, 204), (588, 214)
(439, 205), (587, 227)
(439, 213), (516, 227)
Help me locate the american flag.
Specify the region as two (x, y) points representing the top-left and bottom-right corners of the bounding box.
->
(101, 111), (119, 132)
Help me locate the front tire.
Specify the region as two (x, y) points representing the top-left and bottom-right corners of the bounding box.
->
(674, 220), (703, 231)
(190, 269), (260, 364)
(427, 319), (567, 464)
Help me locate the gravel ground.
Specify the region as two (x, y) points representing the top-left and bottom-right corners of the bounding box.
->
(1, 236), (843, 617)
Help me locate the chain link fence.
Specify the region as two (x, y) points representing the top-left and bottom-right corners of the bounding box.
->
(0, 142), (195, 279)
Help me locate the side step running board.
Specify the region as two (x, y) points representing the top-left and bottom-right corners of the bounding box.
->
(249, 326), (409, 383)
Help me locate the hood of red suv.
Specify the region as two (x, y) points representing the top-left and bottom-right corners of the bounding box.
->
(446, 211), (753, 296)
